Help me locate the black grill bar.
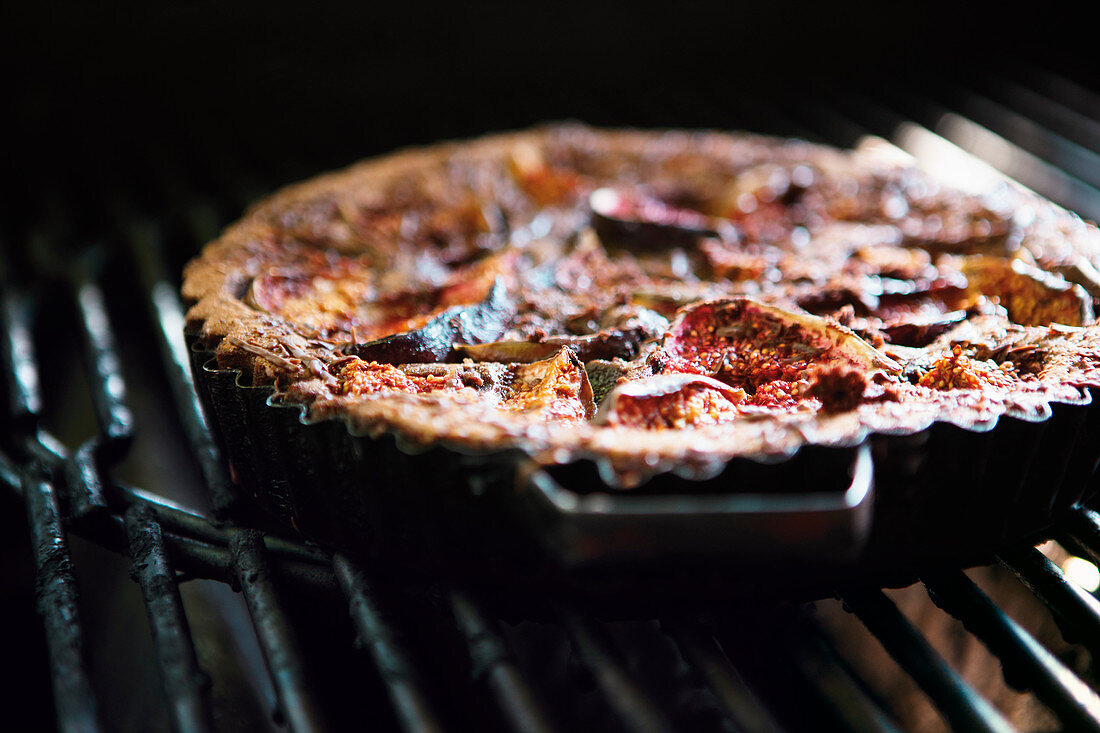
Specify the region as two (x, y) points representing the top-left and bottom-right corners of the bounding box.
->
(1, 277), (103, 732)
(0, 286), (42, 428)
(999, 545), (1100, 657)
(1058, 509), (1100, 569)
(23, 467), (104, 733)
(661, 620), (783, 733)
(781, 614), (902, 733)
(230, 530), (327, 733)
(118, 210), (238, 518)
(709, 609), (900, 733)
(72, 267), (134, 449)
(450, 589), (558, 733)
(866, 84), (1100, 220)
(332, 554), (445, 733)
(124, 504), (215, 733)
(557, 606), (676, 733)
(923, 570), (1100, 732)
(65, 267), (132, 521)
(934, 85), (1100, 190)
(977, 75), (1100, 158)
(841, 588), (1015, 733)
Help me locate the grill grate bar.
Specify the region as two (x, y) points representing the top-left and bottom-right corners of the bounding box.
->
(332, 554), (446, 733)
(923, 570), (1100, 732)
(1055, 509), (1100, 580)
(870, 84), (1100, 219)
(71, 268), (134, 449)
(117, 207), (239, 518)
(124, 504), (215, 733)
(451, 589), (558, 733)
(22, 467), (104, 733)
(0, 279), (103, 732)
(231, 530), (327, 733)
(976, 74), (1100, 157)
(64, 270), (131, 521)
(0, 286), (42, 428)
(662, 620), (784, 733)
(999, 545), (1100, 658)
(557, 606), (676, 733)
(1008, 66), (1100, 125)
(782, 614), (903, 733)
(711, 610), (901, 732)
(841, 588), (1015, 733)
(931, 85), (1100, 190)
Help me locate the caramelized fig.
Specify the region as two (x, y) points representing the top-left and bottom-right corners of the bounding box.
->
(879, 311), (969, 347)
(594, 373), (746, 429)
(589, 187), (737, 251)
(959, 257), (1094, 326)
(346, 279), (513, 363)
(501, 348), (596, 421)
(661, 298), (901, 396)
(455, 330), (640, 364)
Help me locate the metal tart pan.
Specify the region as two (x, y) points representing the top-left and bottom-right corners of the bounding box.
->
(188, 338), (874, 580)
(189, 336), (1100, 599)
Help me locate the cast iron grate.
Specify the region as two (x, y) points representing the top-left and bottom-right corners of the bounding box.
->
(5, 65), (1100, 732)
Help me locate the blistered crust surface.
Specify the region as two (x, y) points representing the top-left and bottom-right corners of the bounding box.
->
(183, 124), (1100, 485)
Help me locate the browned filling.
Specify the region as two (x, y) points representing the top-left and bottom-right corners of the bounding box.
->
(193, 128), (1100, 450)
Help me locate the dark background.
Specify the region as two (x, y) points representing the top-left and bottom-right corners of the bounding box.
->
(6, 2), (1099, 184)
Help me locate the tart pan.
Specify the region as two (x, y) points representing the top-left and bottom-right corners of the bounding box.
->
(189, 336), (1100, 598)
(189, 338), (873, 571)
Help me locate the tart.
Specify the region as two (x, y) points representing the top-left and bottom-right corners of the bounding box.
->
(184, 124), (1100, 489)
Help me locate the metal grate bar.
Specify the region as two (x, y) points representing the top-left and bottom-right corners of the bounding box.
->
(1, 278), (103, 731)
(662, 620), (784, 733)
(332, 554), (445, 733)
(71, 267), (134, 449)
(23, 467), (104, 733)
(977, 74), (1100, 157)
(65, 267), (133, 520)
(841, 588), (1014, 733)
(923, 570), (1100, 732)
(999, 545), (1100, 658)
(818, 84), (1100, 221)
(1056, 509), (1100, 580)
(451, 589), (558, 733)
(784, 615), (903, 733)
(115, 482), (327, 566)
(1000, 65), (1100, 136)
(557, 607), (675, 733)
(0, 286), (42, 427)
(933, 85), (1100, 190)
(231, 531), (327, 733)
(711, 610), (901, 733)
(124, 504), (215, 733)
(119, 212), (239, 518)
(868, 85), (1100, 219)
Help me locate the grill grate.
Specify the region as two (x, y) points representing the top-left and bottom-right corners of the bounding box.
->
(6, 65), (1100, 732)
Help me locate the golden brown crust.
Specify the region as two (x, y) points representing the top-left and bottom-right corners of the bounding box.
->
(183, 124), (1100, 486)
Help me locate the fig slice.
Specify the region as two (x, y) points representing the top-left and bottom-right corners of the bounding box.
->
(502, 348), (596, 421)
(346, 279), (513, 363)
(879, 310), (969, 347)
(959, 256), (1094, 326)
(589, 187), (738, 251)
(660, 298), (902, 392)
(454, 327), (654, 364)
(594, 373), (747, 429)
